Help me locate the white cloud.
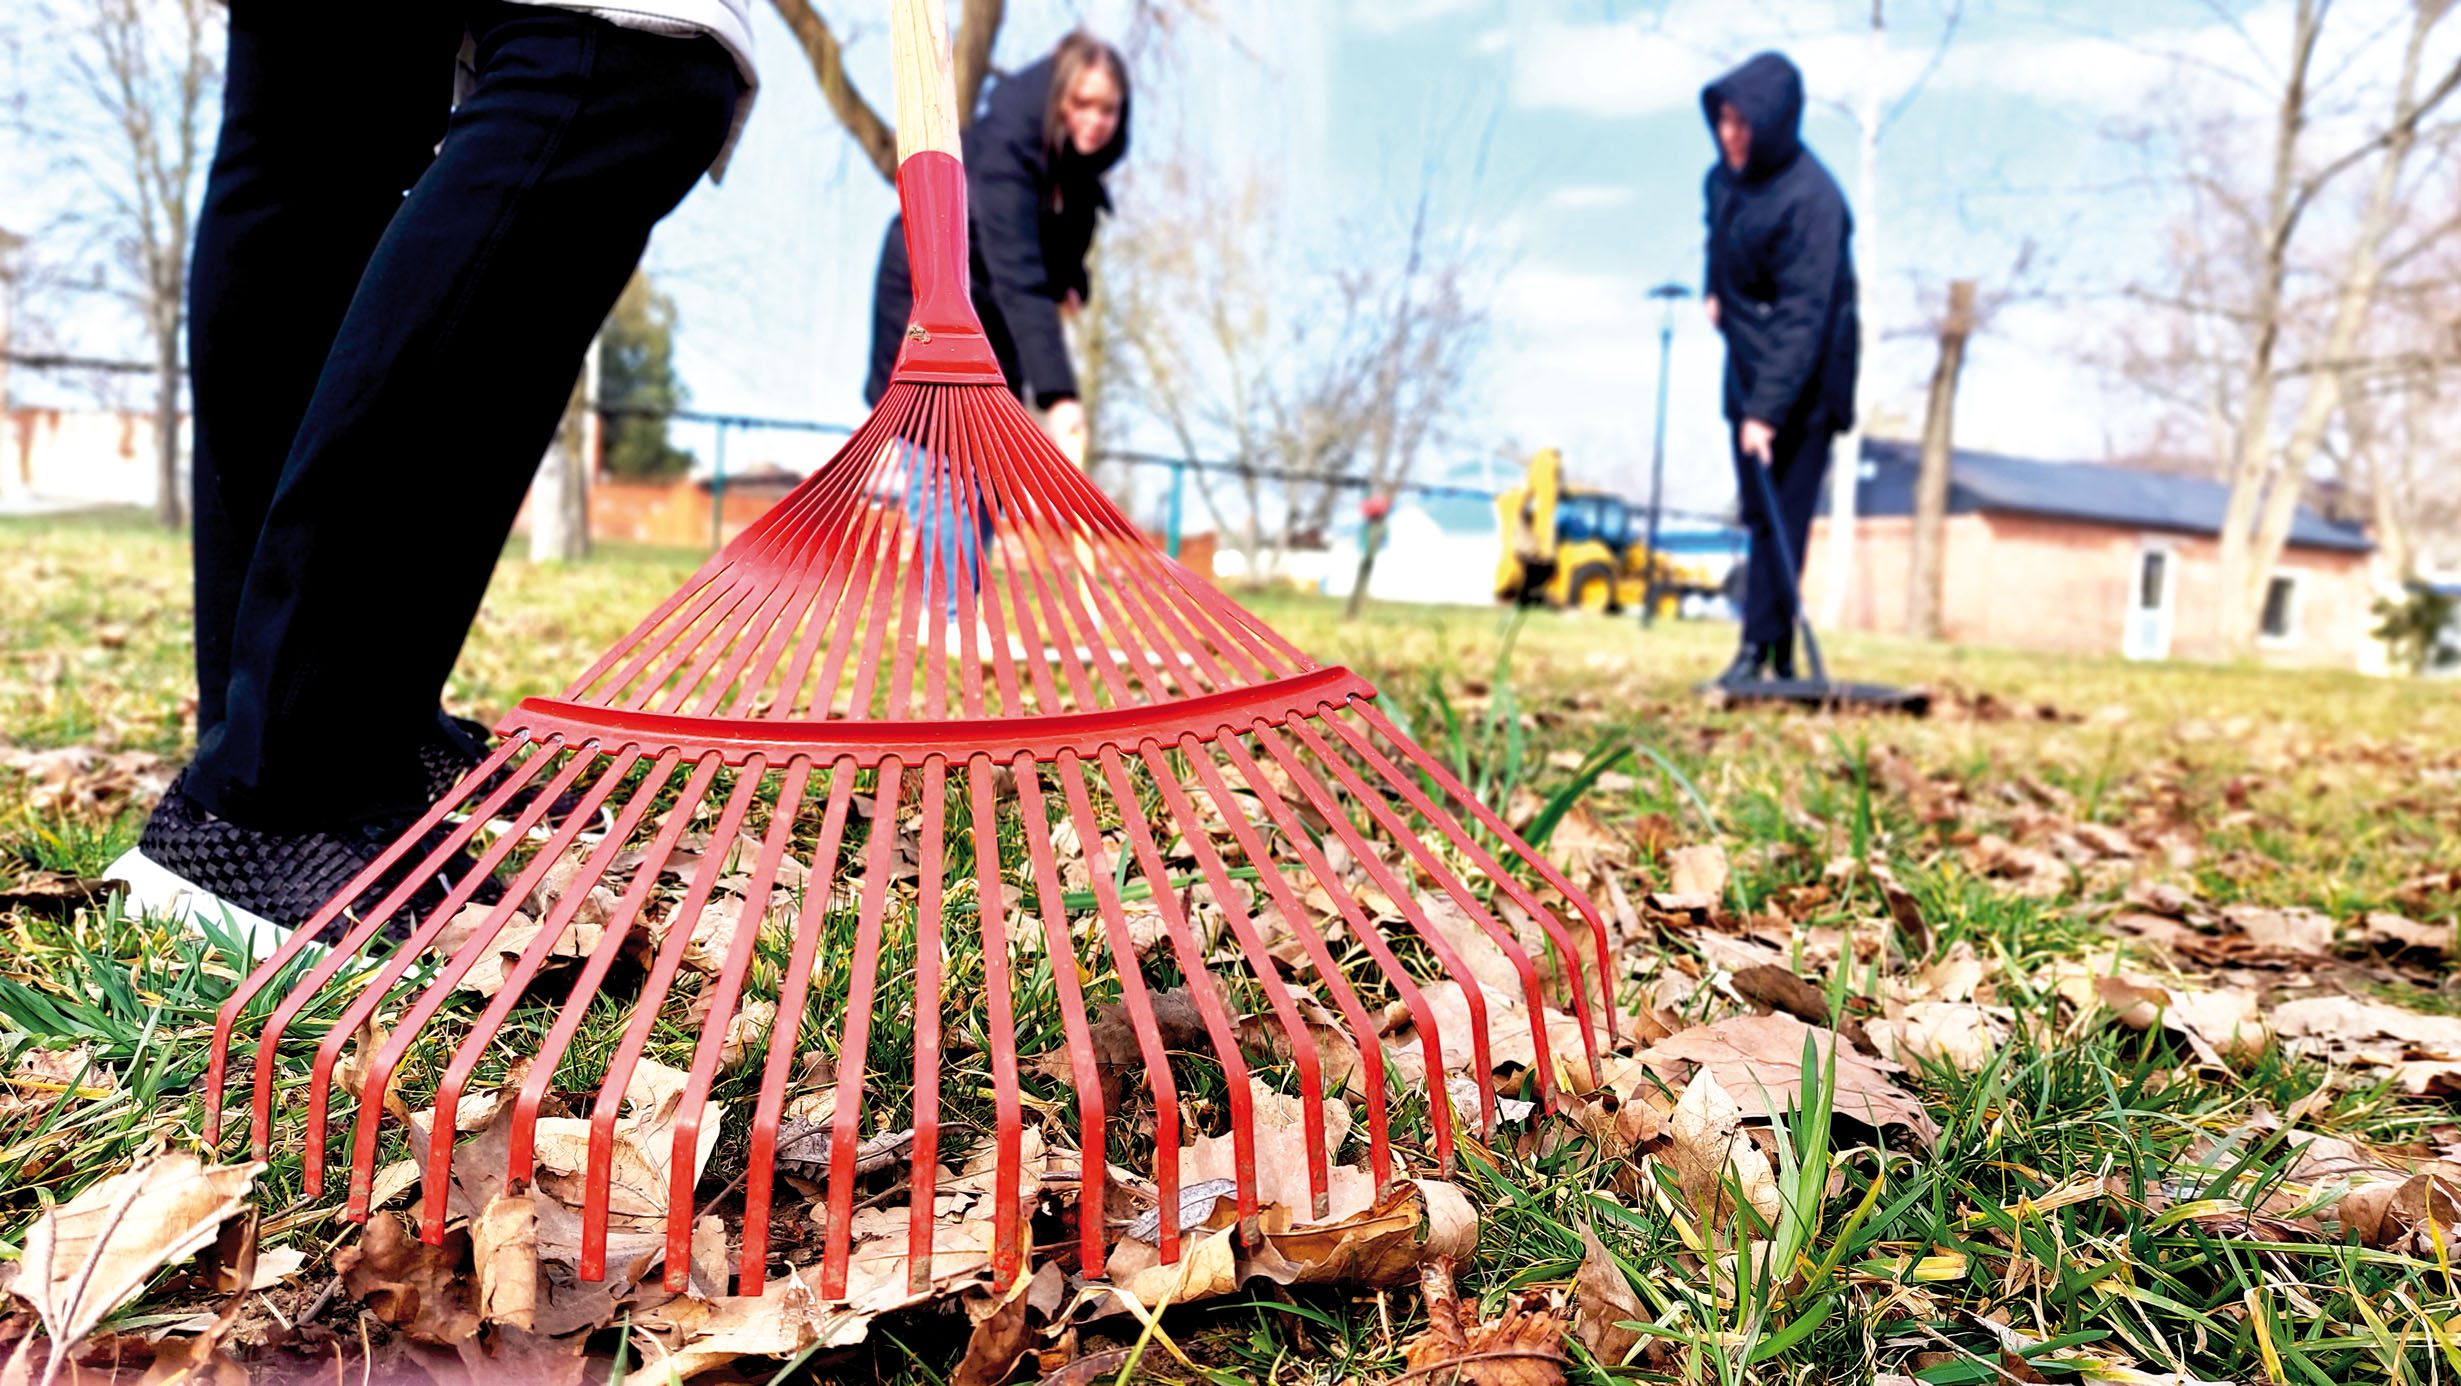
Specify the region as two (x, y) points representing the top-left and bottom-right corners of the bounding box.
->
(1497, 2), (2430, 124)
(1346, 0), (1486, 37)
(1542, 184), (1637, 210)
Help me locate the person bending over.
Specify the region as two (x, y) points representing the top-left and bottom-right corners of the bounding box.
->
(863, 30), (1129, 456)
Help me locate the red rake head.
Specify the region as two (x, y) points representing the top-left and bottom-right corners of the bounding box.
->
(200, 0), (1616, 1308)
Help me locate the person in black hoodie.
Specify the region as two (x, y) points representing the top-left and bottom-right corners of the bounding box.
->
(864, 30), (1129, 463)
(1700, 50), (1858, 685)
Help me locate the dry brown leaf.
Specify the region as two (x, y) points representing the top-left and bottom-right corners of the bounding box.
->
(336, 1213), (480, 1347)
(719, 998), (777, 1070)
(531, 1058), (723, 1224)
(0, 1154), (261, 1366)
(1660, 1071), (1782, 1235)
(473, 1193), (539, 1330)
(1968, 834), (2067, 898)
(1866, 1002), (2007, 1074)
(950, 1267), (1040, 1386)
(1395, 1256), (1569, 1386)
(1573, 1225), (1643, 1367)
(1637, 1011), (1936, 1142)
(1666, 844), (1729, 899)
(2354, 911), (2453, 957)
(428, 904), (606, 998)
(2087, 974), (2269, 1067)
(2219, 904), (2333, 957)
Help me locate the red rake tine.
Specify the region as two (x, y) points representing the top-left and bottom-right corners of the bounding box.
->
(579, 758), (764, 1280)
(661, 758), (810, 1290)
(1208, 732), (1452, 1170)
(1011, 759), (1117, 1276)
(738, 765), (858, 1297)
(203, 732), (534, 1153)
(816, 760), (903, 1300)
(967, 755), (1027, 1289)
(905, 754), (949, 1294)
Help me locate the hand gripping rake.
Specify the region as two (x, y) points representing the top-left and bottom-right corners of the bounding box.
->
(203, 0), (1615, 1303)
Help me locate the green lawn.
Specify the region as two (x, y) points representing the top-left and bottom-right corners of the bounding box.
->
(2, 508), (2458, 1384)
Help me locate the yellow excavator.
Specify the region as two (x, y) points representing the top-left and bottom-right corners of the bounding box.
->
(1495, 448), (1701, 615)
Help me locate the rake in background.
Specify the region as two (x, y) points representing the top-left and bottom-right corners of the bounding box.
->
(203, 0), (1615, 1304)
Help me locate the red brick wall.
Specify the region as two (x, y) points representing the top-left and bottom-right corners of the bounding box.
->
(1801, 512), (2373, 668)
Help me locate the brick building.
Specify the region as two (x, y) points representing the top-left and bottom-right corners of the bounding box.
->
(1798, 439), (2378, 668)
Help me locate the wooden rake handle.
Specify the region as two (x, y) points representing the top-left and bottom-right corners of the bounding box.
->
(891, 0), (961, 163)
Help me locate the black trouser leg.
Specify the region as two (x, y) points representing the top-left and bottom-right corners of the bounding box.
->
(187, 2), (465, 739)
(185, 4), (741, 832)
(1730, 421), (1833, 646)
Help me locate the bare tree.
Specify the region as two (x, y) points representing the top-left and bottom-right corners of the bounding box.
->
(1100, 156), (1486, 591)
(1341, 193), (1485, 620)
(51, 0), (220, 528)
(1907, 279), (1974, 640)
(768, 0), (1202, 183)
(2128, 0), (2461, 654)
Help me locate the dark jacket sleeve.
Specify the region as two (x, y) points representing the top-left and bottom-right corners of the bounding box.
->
(1740, 179), (1844, 427)
(1700, 169), (1720, 302)
(970, 148), (1078, 405)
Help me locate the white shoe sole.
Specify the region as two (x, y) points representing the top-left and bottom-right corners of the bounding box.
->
(104, 847), (293, 960)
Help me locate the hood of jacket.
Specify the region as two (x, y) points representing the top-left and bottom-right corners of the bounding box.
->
(1700, 51), (1803, 182)
(972, 54), (1130, 188)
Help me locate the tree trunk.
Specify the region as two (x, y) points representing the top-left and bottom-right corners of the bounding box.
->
(2213, 0), (2321, 658)
(531, 360), (593, 562)
(1343, 503), (1390, 621)
(1908, 280), (1974, 641)
(153, 301), (182, 529)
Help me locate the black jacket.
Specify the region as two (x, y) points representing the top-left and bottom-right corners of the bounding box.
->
(864, 55), (1128, 407)
(1701, 52), (1857, 432)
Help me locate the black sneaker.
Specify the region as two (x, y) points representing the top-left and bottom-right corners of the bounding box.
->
(418, 713), (496, 804)
(421, 712), (610, 838)
(110, 772), (504, 952)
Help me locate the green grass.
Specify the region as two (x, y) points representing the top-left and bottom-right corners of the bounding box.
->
(4, 509), (2460, 1383)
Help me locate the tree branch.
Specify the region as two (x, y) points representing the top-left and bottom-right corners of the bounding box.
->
(767, 0), (898, 184)
(952, 0), (1002, 125)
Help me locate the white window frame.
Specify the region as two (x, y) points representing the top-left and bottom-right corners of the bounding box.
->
(2257, 570), (2304, 648)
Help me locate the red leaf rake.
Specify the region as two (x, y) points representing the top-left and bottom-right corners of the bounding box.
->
(205, 0), (1612, 1305)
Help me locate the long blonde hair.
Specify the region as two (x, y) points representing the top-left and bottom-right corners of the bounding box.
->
(1043, 31), (1128, 160)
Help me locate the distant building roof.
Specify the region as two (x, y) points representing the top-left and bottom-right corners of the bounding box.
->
(1837, 438), (2373, 554)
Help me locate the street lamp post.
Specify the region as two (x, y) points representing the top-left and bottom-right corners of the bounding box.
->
(1641, 281), (1691, 627)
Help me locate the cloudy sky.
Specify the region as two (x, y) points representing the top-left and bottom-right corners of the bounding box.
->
(634, 0), (2437, 520)
(9, 0), (2445, 523)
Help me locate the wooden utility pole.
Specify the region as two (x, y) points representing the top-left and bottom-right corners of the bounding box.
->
(1908, 279), (1975, 640)
(1822, 0), (1885, 628)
